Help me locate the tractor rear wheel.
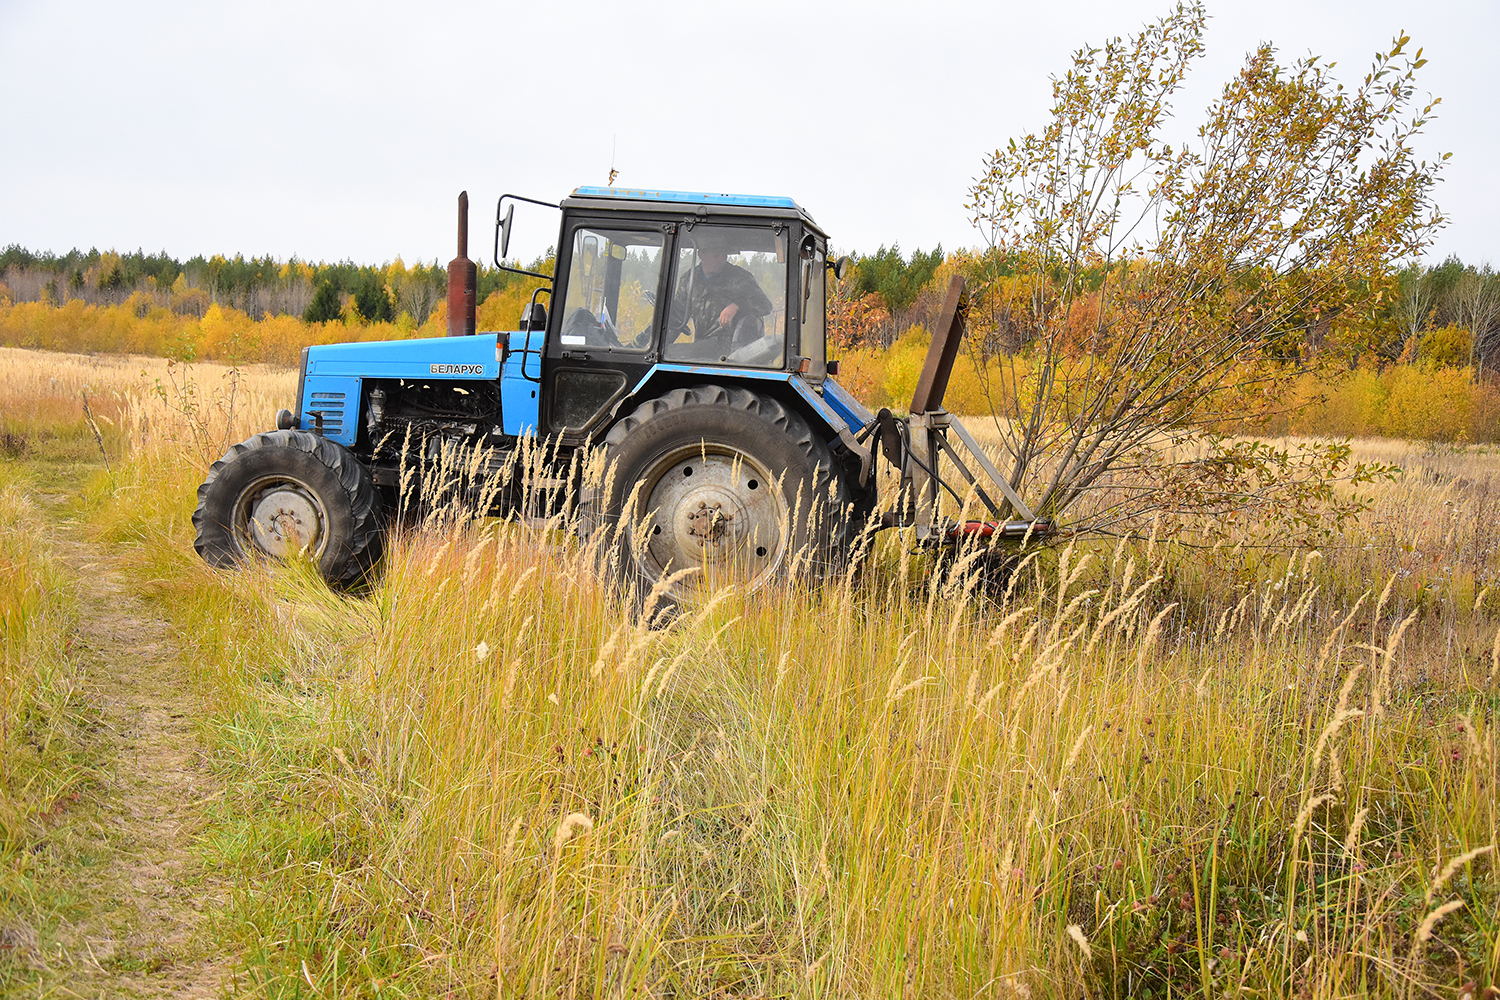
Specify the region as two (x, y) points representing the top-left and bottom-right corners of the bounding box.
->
(581, 385), (853, 609)
(193, 429), (384, 587)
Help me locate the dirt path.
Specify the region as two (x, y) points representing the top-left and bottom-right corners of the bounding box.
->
(13, 485), (232, 998)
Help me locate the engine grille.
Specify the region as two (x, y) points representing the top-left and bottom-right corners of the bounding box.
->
(307, 391), (346, 434)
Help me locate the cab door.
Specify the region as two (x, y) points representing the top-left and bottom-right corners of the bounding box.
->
(542, 221), (671, 441)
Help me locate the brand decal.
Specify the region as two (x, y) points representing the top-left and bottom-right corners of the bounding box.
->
(430, 364), (484, 375)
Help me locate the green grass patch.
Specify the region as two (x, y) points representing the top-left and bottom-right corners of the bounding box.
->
(0, 460), (108, 987)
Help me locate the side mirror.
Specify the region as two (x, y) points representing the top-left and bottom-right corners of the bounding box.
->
(581, 235), (598, 278)
(493, 194), (561, 274)
(497, 203), (515, 261)
(829, 256), (850, 282)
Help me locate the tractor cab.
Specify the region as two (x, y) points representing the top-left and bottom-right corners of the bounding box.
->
(499, 188), (834, 445)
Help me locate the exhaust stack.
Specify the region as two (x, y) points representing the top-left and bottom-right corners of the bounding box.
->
(446, 191), (477, 337)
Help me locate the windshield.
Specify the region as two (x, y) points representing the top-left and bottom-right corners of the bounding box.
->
(558, 227), (664, 353)
(664, 225), (787, 368)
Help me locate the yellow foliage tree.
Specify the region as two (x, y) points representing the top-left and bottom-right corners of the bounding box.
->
(965, 4), (1440, 537)
(1418, 323), (1472, 367)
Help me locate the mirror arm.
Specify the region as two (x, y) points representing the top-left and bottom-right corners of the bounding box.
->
(493, 193), (561, 275)
(493, 262), (555, 282)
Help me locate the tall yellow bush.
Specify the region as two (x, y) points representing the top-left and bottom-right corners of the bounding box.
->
(880, 326), (929, 407)
(1382, 364), (1474, 440)
(1269, 364), (1500, 441)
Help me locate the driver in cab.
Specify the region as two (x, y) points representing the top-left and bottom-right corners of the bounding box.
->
(674, 234), (773, 356)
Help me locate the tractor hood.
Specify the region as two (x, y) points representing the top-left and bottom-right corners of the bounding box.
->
(304, 333), (504, 380)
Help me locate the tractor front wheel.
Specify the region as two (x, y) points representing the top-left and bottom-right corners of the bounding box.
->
(193, 429), (384, 587)
(582, 385), (852, 609)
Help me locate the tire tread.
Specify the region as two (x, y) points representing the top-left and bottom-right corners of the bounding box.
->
(192, 429), (382, 586)
(580, 384), (857, 603)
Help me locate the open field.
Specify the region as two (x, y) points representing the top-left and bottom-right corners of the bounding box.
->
(0, 346), (1496, 998)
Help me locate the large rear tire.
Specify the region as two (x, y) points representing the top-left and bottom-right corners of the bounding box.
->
(193, 430), (384, 587)
(581, 385), (855, 609)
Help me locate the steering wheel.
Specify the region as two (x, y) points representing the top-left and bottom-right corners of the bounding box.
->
(563, 307), (602, 341)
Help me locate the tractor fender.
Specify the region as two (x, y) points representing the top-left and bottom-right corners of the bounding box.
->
(599, 364), (872, 467)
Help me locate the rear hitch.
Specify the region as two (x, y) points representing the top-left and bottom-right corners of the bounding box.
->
(869, 274), (1056, 547)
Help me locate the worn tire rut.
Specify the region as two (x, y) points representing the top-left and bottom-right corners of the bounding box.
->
(14, 491), (233, 998)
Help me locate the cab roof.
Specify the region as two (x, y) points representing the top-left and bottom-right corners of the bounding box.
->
(564, 186), (824, 236)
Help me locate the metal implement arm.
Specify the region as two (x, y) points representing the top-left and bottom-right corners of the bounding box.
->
(946, 414), (1036, 521)
(909, 274), (966, 415)
(934, 431), (1002, 518)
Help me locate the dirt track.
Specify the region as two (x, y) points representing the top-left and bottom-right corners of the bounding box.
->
(4, 483), (232, 998)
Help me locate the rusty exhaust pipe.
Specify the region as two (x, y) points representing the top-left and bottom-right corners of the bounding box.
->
(446, 191), (477, 337)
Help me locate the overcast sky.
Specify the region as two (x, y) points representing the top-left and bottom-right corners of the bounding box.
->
(1, 0), (1492, 269)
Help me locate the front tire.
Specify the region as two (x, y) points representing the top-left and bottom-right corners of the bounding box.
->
(193, 430), (383, 587)
(581, 385), (853, 608)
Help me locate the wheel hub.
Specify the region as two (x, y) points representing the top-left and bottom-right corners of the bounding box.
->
(683, 496), (737, 545)
(247, 485), (323, 557)
(642, 450), (786, 588)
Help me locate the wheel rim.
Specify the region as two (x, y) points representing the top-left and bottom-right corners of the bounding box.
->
(231, 474), (329, 561)
(634, 444), (789, 595)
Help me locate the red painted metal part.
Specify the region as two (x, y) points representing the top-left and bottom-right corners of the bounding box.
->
(945, 519), (1056, 541)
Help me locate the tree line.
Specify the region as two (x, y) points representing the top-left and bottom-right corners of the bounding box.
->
(3, 240), (1496, 378)
(830, 246), (1500, 376)
(0, 245), (552, 328)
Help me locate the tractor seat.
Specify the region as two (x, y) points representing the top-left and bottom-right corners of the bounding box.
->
(518, 302), (547, 333)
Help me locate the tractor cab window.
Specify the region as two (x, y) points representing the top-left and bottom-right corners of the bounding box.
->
(664, 225), (786, 368)
(558, 227), (664, 353)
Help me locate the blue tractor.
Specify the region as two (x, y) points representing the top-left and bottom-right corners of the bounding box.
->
(193, 187), (1051, 601)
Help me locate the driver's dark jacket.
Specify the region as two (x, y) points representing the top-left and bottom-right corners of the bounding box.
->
(672, 263), (773, 339)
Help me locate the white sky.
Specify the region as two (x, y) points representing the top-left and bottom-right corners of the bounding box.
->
(1, 0), (1492, 269)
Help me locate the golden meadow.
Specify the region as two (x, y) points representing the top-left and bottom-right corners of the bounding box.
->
(0, 345), (1495, 997)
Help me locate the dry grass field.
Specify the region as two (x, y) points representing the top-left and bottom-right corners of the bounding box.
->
(1, 345), (1495, 999)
